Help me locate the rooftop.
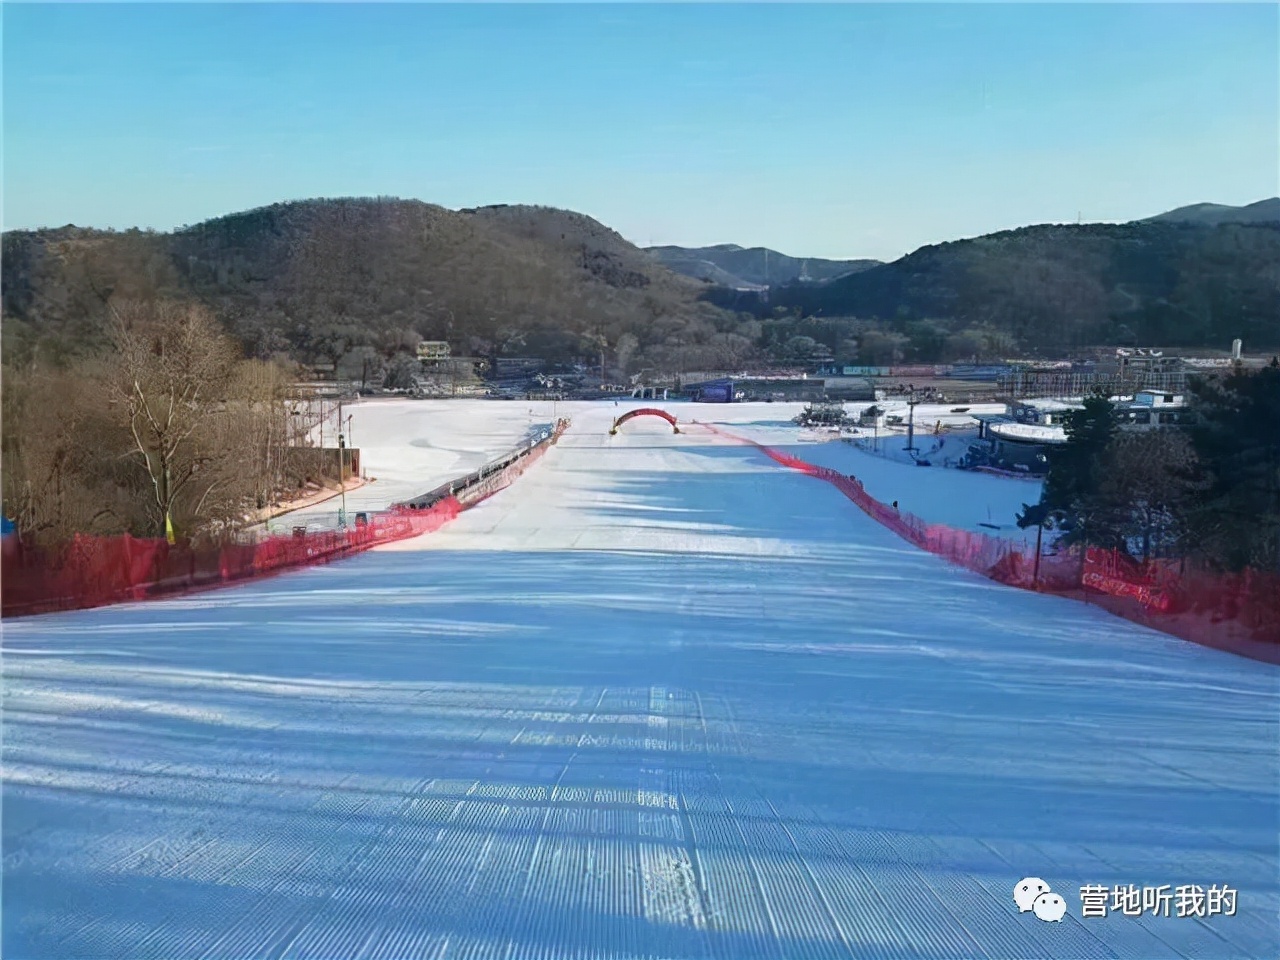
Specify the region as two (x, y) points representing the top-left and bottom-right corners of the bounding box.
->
(988, 420), (1069, 444)
(1016, 398), (1084, 413)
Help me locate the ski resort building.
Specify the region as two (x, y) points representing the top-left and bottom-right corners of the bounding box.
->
(491, 357), (546, 378)
(820, 377), (878, 402)
(416, 341), (451, 361)
(1011, 398), (1084, 425)
(966, 399), (1080, 474)
(963, 390), (1196, 474)
(687, 378), (735, 402)
(685, 375), (872, 403)
(967, 418), (1066, 474)
(1116, 390), (1194, 429)
(735, 378), (826, 402)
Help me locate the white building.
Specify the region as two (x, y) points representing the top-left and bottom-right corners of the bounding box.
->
(1010, 398), (1084, 426)
(1116, 390), (1194, 429)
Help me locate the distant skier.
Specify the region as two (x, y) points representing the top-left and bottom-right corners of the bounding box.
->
(892, 500), (899, 511)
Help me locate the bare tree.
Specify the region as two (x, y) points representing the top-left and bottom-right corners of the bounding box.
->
(200, 358), (300, 521)
(105, 299), (239, 541)
(1, 361), (145, 547)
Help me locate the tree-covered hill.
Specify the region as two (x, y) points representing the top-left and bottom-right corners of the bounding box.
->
(762, 220), (1280, 354)
(2, 198), (759, 376)
(5, 200), (1278, 377)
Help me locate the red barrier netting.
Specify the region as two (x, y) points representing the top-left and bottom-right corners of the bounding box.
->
(2, 418), (573, 619)
(1, 498), (461, 618)
(699, 422), (1280, 661)
(455, 418), (568, 507)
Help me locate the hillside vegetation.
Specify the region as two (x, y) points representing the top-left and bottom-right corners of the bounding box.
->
(4, 200), (1279, 382)
(763, 220), (1280, 356)
(1, 199), (762, 378)
(2, 300), (304, 546)
(646, 243), (880, 289)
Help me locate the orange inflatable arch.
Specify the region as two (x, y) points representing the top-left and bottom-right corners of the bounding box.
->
(610, 407), (680, 435)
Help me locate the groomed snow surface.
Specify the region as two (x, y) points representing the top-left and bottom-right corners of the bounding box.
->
(260, 399), (553, 532)
(4, 400), (1278, 960)
(710, 407), (1044, 543)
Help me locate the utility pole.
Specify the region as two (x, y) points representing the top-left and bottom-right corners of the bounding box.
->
(905, 386), (919, 453)
(337, 394), (347, 529)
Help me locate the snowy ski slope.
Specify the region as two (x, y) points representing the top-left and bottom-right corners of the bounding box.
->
(261, 398), (550, 532)
(710, 411), (1043, 540)
(4, 402), (1278, 959)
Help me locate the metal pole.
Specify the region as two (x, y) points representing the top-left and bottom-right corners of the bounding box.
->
(337, 395), (346, 528)
(905, 389), (916, 452)
(338, 434), (347, 528)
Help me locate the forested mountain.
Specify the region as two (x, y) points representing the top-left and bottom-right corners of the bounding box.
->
(4, 199), (1278, 378)
(1, 199), (762, 376)
(646, 243), (880, 289)
(760, 220), (1280, 354)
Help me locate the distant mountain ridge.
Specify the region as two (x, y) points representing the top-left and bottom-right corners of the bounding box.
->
(762, 218), (1280, 352)
(4, 196), (1277, 379)
(645, 243), (880, 289)
(1145, 198), (1280, 226)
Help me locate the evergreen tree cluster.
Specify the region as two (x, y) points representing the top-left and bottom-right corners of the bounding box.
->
(1024, 361), (1280, 571)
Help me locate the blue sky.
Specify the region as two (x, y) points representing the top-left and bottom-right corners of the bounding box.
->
(4, 3), (1277, 261)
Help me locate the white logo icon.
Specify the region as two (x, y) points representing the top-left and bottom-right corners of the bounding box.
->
(1015, 877), (1066, 922)
(1033, 892), (1067, 922)
(1014, 877), (1050, 913)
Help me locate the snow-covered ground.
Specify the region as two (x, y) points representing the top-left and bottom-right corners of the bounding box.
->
(4, 401), (1277, 959)
(688, 402), (1043, 541)
(259, 398), (552, 532)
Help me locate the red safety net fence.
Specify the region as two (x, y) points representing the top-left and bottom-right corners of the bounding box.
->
(699, 422), (1280, 662)
(2, 418), (571, 619)
(0, 500), (460, 618)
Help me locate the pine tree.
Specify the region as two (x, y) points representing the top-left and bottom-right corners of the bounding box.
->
(1037, 393), (1119, 547)
(1185, 360), (1280, 571)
